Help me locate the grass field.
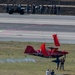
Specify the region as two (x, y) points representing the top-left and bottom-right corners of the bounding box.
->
(0, 41), (75, 75)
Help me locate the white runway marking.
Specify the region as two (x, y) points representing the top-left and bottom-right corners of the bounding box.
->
(0, 30), (75, 44)
(0, 58), (36, 63)
(0, 30), (5, 32)
(0, 18), (75, 25)
(0, 14), (75, 25)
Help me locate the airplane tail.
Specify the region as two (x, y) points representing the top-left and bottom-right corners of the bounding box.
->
(40, 43), (49, 57)
(52, 34), (60, 46)
(24, 45), (36, 54)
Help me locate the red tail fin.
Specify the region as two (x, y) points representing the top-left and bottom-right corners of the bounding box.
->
(52, 34), (60, 46)
(24, 45), (36, 54)
(40, 43), (49, 57)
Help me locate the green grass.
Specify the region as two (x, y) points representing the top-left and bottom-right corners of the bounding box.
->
(0, 41), (74, 75)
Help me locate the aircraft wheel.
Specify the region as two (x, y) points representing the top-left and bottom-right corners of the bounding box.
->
(8, 10), (13, 14)
(19, 10), (24, 15)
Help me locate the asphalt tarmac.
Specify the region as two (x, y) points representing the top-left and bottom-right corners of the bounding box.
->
(0, 13), (75, 44)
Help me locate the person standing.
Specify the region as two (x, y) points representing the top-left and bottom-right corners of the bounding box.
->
(51, 69), (55, 75)
(46, 69), (50, 75)
(51, 56), (60, 70)
(60, 57), (65, 70)
(56, 56), (60, 70)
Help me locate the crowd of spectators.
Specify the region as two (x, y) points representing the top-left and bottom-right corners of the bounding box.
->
(22, 4), (60, 15)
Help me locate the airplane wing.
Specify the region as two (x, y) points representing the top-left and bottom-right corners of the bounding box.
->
(52, 34), (60, 46)
(40, 43), (49, 57)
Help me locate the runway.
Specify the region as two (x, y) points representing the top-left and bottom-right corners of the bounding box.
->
(0, 13), (75, 44)
(0, 13), (75, 25)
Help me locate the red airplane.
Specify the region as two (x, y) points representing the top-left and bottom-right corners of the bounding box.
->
(24, 34), (68, 58)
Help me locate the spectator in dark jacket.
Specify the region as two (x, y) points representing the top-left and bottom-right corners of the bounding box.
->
(60, 57), (65, 70)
